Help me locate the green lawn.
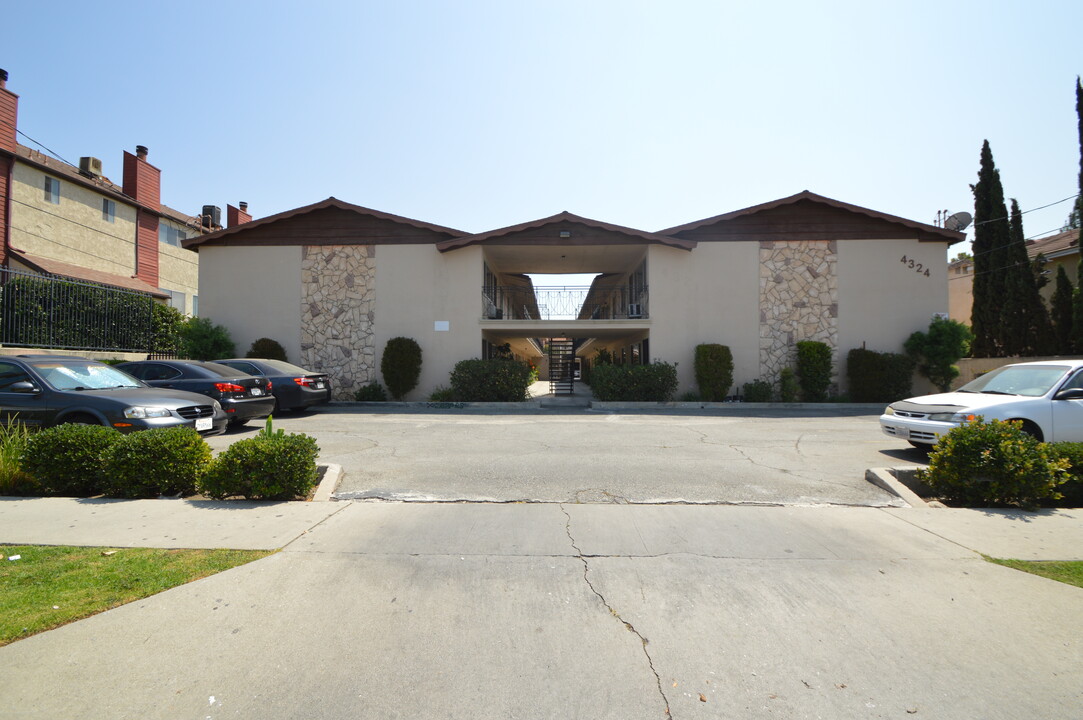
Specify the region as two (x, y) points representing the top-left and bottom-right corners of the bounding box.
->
(986, 557), (1083, 588)
(0, 545), (273, 646)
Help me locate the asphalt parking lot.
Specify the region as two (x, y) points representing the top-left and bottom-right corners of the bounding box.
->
(206, 405), (928, 505)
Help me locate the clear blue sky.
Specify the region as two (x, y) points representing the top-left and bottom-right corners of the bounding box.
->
(6, 1), (1082, 253)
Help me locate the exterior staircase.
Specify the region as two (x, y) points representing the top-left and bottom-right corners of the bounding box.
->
(548, 338), (575, 396)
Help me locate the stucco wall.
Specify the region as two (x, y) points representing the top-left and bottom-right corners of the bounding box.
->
(647, 242), (760, 394)
(11, 163), (137, 276)
(374, 245), (483, 399)
(197, 245), (302, 363)
(158, 243), (199, 314)
(836, 238), (948, 395)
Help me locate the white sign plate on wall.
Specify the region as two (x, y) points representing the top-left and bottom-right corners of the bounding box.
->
(434, 321), (450, 332)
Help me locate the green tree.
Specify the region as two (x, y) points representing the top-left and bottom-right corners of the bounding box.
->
(179, 317), (235, 360)
(904, 317), (973, 392)
(1002, 199), (1054, 355)
(1052, 264), (1075, 354)
(1069, 77), (1083, 231)
(1074, 260), (1083, 353)
(970, 140), (1011, 357)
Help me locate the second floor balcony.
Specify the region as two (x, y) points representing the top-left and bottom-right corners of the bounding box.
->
(482, 285), (649, 321)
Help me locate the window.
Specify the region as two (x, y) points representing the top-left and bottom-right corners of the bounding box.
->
(158, 224), (187, 246)
(0, 362), (33, 392)
(102, 198), (115, 222)
(43, 176), (60, 204)
(192, 295), (198, 316)
(161, 289), (186, 312)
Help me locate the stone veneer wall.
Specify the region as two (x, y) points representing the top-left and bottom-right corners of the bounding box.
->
(758, 240), (838, 388)
(300, 245), (376, 400)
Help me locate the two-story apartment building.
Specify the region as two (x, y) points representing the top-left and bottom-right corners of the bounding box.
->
(185, 192), (963, 399)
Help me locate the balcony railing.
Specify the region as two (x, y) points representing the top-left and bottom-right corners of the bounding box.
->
(482, 285), (648, 321)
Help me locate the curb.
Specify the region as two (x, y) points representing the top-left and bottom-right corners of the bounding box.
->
(332, 400), (887, 411)
(313, 463), (343, 502)
(866, 467), (928, 508)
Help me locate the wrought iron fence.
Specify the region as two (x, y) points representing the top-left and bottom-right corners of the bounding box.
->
(0, 266), (159, 352)
(482, 285), (649, 320)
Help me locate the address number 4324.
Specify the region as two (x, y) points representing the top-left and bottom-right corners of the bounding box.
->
(900, 256), (931, 277)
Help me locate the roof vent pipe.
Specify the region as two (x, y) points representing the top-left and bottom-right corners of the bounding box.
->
(135, 145), (148, 160)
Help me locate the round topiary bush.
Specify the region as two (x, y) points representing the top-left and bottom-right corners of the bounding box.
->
(21, 424), (122, 496)
(247, 337), (288, 362)
(104, 427), (212, 498)
(198, 419), (320, 501)
(918, 417), (1070, 509)
(381, 337), (422, 400)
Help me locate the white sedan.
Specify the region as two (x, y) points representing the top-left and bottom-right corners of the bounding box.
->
(880, 359), (1083, 447)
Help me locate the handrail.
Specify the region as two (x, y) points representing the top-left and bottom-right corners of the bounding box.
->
(482, 285), (648, 320)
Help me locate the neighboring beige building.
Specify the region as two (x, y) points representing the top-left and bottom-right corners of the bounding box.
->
(0, 69), (213, 315)
(947, 228), (1080, 325)
(186, 191), (963, 399)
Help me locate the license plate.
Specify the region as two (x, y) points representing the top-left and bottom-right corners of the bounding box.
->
(894, 425), (910, 439)
(314, 382), (324, 389)
(250, 388), (263, 396)
(195, 417), (212, 431)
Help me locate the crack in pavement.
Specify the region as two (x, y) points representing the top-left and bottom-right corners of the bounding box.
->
(560, 504), (672, 718)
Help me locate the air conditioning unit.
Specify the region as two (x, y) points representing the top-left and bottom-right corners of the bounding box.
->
(202, 205), (221, 228)
(79, 156), (103, 177)
(627, 303), (643, 318)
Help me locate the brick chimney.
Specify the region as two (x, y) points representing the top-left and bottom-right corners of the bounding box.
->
(227, 201), (252, 228)
(0, 69), (18, 266)
(122, 146), (161, 286)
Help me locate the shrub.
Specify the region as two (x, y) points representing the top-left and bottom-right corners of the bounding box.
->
(151, 303), (185, 355)
(847, 348), (916, 403)
(0, 420), (38, 496)
(449, 358), (533, 402)
(1047, 443), (1083, 507)
(742, 379), (773, 402)
(795, 341), (832, 402)
(694, 344), (734, 402)
(678, 390), (702, 402)
(381, 337), (423, 400)
(247, 337), (287, 362)
(904, 317), (973, 392)
(354, 382), (389, 401)
(428, 385), (457, 402)
(179, 317), (235, 361)
(103, 427), (212, 498)
(779, 367), (799, 402)
(21, 424), (122, 496)
(198, 417), (320, 501)
(917, 418), (1070, 509)
(589, 362), (679, 402)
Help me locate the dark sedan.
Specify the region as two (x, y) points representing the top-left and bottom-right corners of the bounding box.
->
(117, 360), (276, 427)
(0, 355), (227, 434)
(215, 358), (332, 411)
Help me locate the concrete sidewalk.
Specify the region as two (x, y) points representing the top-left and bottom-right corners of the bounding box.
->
(1, 502), (1081, 719)
(1, 495), (1080, 560)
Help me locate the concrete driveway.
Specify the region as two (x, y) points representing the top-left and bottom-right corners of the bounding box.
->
(207, 405), (927, 506)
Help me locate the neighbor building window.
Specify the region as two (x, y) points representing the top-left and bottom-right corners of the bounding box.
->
(102, 198), (115, 222)
(43, 176), (60, 204)
(158, 225), (187, 246)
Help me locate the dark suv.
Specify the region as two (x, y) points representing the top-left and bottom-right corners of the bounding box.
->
(0, 355), (227, 434)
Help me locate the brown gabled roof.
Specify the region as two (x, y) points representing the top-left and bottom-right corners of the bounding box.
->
(182, 197), (466, 249)
(9, 250), (171, 298)
(660, 190), (966, 244)
(435, 211), (696, 252)
(1026, 228), (1079, 259)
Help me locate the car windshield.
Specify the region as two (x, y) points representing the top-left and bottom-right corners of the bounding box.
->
(957, 365), (1070, 397)
(30, 361), (142, 390)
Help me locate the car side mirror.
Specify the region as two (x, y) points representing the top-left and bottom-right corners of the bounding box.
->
(9, 381), (41, 394)
(1054, 387), (1083, 401)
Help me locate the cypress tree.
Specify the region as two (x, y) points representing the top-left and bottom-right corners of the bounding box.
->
(970, 140), (1011, 357)
(1052, 264), (1074, 354)
(1074, 260), (1083, 353)
(1002, 199), (1054, 355)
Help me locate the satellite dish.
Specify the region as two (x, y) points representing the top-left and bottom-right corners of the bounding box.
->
(944, 211), (972, 232)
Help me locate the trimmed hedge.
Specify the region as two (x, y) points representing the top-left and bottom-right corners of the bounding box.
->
(779, 367), (799, 402)
(742, 379), (773, 402)
(449, 358), (533, 402)
(198, 418), (320, 501)
(21, 424), (122, 496)
(104, 427), (212, 498)
(846, 348), (915, 403)
(381, 337), (423, 400)
(589, 362), (679, 402)
(795, 341), (832, 402)
(248, 337), (288, 362)
(180, 317), (236, 361)
(694, 344), (734, 402)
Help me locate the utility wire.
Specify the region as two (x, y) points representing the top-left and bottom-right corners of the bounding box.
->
(971, 193), (1079, 228)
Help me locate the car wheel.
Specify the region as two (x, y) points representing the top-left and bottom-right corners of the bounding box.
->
(1015, 420), (1044, 442)
(229, 418), (249, 428)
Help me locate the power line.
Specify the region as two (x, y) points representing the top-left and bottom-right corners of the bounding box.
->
(971, 193), (1079, 228)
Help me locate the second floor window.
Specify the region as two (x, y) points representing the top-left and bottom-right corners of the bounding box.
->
(158, 225), (187, 246)
(43, 176), (59, 204)
(102, 199), (115, 222)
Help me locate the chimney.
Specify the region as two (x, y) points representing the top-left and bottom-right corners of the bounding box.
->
(123, 145), (160, 207)
(0, 69), (17, 154)
(227, 202), (252, 228)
